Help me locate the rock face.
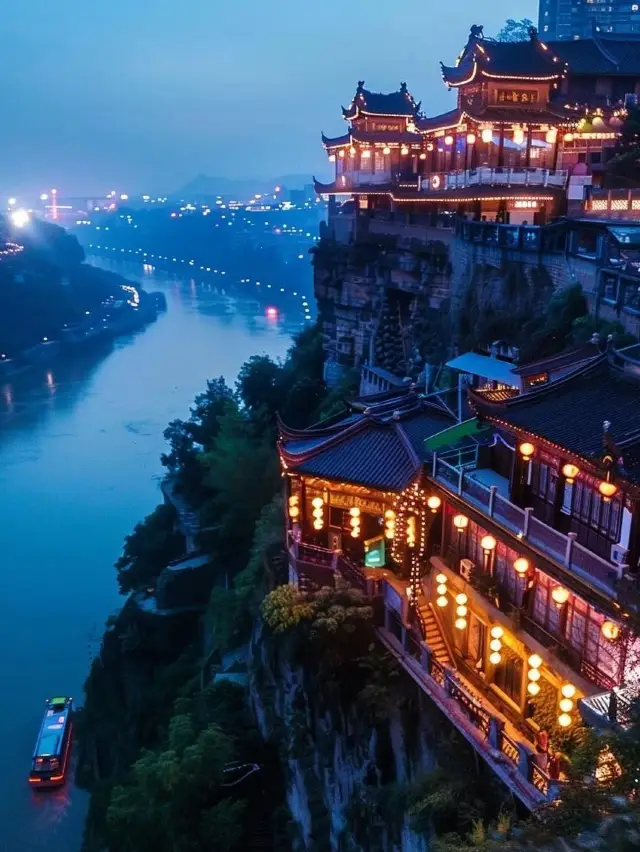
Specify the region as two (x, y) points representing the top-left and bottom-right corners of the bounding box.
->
(249, 621), (438, 852)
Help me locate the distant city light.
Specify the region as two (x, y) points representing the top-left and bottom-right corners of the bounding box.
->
(40, 193), (48, 201)
(120, 193), (129, 201)
(266, 306), (278, 318)
(10, 209), (30, 228)
(7, 198), (16, 207)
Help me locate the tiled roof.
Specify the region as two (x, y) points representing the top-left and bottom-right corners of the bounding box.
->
(279, 389), (456, 491)
(441, 29), (565, 88)
(342, 82), (421, 119)
(474, 356), (640, 480)
(513, 343), (601, 377)
(295, 424), (418, 491)
(549, 34), (640, 76)
(322, 130), (421, 149)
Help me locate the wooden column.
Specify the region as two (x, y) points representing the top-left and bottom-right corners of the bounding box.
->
(525, 125), (533, 169)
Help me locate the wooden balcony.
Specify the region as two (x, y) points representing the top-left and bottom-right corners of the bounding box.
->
(379, 581), (564, 810)
(431, 454), (622, 597)
(420, 167), (568, 193)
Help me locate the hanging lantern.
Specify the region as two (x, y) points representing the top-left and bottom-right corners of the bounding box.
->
(349, 507), (361, 538)
(528, 654), (543, 669)
(312, 497), (324, 531)
(349, 146), (356, 156)
(288, 495), (300, 520)
(599, 480), (618, 502)
(481, 127), (493, 144)
(559, 698), (574, 713)
(519, 442), (535, 461)
(456, 606), (468, 618)
(602, 621), (621, 641)
(427, 495), (442, 514)
(564, 132), (574, 143)
(419, 152), (427, 160)
(514, 557), (529, 575)
(328, 154), (336, 163)
(558, 713), (572, 728)
(437, 584), (448, 596)
(444, 135), (454, 146)
(546, 127), (558, 144)
(427, 142), (434, 152)
(406, 516), (417, 548)
(338, 150), (345, 158)
(436, 573), (447, 584)
(562, 463), (580, 484)
(481, 535), (497, 552)
(527, 682), (541, 696)
(453, 514), (469, 533)
(384, 509), (396, 540)
(455, 617), (467, 630)
(528, 668), (541, 682)
(489, 652), (502, 665)
(513, 126), (525, 145)
(400, 145), (409, 156)
(383, 146), (391, 155)
(561, 684), (576, 699)
(491, 625), (504, 640)
(456, 593), (468, 606)
(436, 573), (448, 607)
(361, 149), (371, 159)
(552, 586), (570, 606)
(466, 133), (476, 145)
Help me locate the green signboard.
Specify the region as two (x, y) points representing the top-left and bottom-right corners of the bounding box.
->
(364, 535), (385, 568)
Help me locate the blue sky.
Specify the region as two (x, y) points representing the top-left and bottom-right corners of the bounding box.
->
(2, 0), (534, 196)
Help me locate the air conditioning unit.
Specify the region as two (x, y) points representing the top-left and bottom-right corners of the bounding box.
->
(460, 558), (475, 581)
(611, 543), (629, 567)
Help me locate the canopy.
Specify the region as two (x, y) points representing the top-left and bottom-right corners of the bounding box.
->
(446, 353), (518, 386)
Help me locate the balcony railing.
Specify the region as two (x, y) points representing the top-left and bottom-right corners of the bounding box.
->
(288, 532), (369, 592)
(420, 167), (568, 193)
(431, 455), (621, 596)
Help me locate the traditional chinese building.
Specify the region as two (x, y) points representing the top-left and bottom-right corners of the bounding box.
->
(316, 25), (635, 225)
(279, 343), (640, 809)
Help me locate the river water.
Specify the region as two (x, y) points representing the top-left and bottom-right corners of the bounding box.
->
(0, 259), (301, 852)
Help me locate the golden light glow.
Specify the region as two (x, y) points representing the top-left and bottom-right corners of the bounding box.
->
(528, 654), (542, 669)
(561, 684), (576, 699)
(349, 147), (356, 156)
(455, 617), (468, 630)
(490, 639), (502, 652)
(338, 150), (345, 158)
(546, 128), (558, 144)
(361, 149), (371, 159)
(490, 626), (504, 640)
(455, 593), (468, 606)
(349, 507), (361, 517)
(400, 145), (409, 156)
(527, 682), (541, 696)
(313, 520), (323, 530)
(437, 584), (448, 596)
(481, 127), (493, 144)
(562, 463), (580, 484)
(426, 142), (434, 152)
(528, 669), (541, 682)
(453, 514), (469, 532)
(289, 506), (299, 518)
(466, 133), (476, 145)
(383, 146), (391, 155)
(427, 495), (442, 513)
(481, 535), (496, 552)
(602, 621), (621, 641)
(456, 605), (468, 618)
(490, 652), (502, 665)
(513, 126), (525, 145)
(385, 510), (396, 540)
(559, 698), (574, 713)
(552, 586), (570, 606)
(312, 497), (324, 509)
(564, 133), (574, 142)
(437, 595), (448, 608)
(444, 135), (454, 146)
(558, 713), (572, 728)
(519, 442), (535, 461)
(599, 480), (617, 501)
(436, 573), (447, 585)
(514, 557), (529, 575)
(419, 152), (427, 160)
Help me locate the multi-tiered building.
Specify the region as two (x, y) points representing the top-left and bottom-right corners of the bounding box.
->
(280, 339), (640, 809)
(540, 0), (640, 41)
(316, 25), (637, 226)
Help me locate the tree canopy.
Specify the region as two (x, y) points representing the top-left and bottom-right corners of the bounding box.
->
(496, 18), (535, 42)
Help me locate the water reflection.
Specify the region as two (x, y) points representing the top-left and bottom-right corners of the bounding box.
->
(0, 259), (297, 852)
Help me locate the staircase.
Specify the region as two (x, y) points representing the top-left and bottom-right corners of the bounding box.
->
(416, 599), (454, 669)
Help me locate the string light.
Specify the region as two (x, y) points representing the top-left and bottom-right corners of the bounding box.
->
(349, 506), (361, 538)
(384, 509), (396, 540)
(312, 496), (324, 531)
(436, 572), (448, 608)
(489, 625), (503, 665)
(455, 592), (468, 630)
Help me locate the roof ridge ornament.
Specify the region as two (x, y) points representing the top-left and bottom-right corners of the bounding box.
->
(470, 24), (484, 40)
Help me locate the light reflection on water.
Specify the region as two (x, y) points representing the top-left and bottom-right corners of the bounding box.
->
(0, 258), (301, 851)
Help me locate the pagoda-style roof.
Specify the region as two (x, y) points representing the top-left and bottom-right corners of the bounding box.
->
(416, 101), (577, 134)
(321, 129), (421, 150)
(342, 81), (422, 120)
(312, 178), (562, 204)
(440, 25), (566, 88)
(550, 32), (640, 76)
(512, 342), (601, 377)
(279, 386), (456, 491)
(472, 355), (640, 484)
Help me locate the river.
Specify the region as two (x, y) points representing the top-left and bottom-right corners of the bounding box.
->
(0, 259), (302, 852)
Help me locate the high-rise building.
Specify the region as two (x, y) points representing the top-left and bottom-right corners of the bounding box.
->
(540, 0), (640, 41)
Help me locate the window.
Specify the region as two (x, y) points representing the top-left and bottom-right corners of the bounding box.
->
(494, 649), (523, 704)
(374, 151), (385, 172)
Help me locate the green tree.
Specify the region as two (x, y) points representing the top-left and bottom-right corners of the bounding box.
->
(607, 107), (640, 186)
(496, 18), (535, 42)
(115, 504), (183, 594)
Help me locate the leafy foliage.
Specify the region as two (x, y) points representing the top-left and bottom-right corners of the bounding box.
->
(115, 504), (183, 594)
(496, 18), (535, 42)
(606, 107), (640, 186)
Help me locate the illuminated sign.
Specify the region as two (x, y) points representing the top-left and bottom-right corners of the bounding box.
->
(497, 90), (539, 104)
(364, 536), (386, 568)
(513, 200), (538, 209)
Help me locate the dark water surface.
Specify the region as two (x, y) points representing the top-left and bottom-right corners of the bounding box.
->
(0, 260), (299, 852)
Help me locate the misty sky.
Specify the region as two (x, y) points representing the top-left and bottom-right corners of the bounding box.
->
(3, 0), (534, 197)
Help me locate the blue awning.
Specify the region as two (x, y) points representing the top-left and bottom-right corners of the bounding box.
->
(446, 353), (518, 386)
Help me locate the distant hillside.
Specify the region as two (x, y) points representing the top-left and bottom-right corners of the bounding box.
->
(175, 173), (313, 200)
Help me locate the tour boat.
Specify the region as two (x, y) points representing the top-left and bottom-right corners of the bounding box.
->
(28, 697), (73, 788)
